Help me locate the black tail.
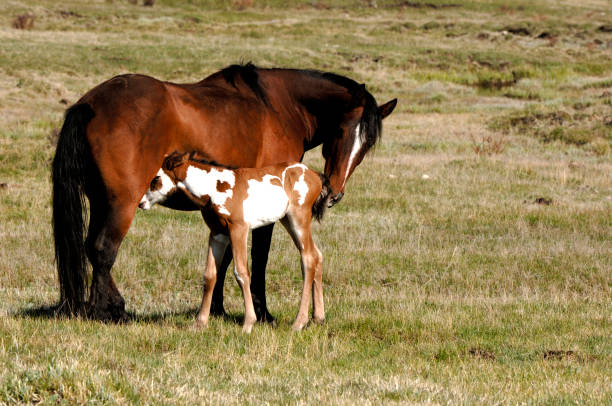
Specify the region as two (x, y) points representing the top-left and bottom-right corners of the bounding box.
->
(52, 103), (95, 315)
(312, 173), (332, 222)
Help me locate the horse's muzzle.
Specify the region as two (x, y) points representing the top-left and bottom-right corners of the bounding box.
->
(328, 192), (344, 207)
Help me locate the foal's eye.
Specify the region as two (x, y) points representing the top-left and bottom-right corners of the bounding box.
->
(150, 176), (161, 190)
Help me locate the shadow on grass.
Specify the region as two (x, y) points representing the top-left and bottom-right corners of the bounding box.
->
(15, 303), (246, 328)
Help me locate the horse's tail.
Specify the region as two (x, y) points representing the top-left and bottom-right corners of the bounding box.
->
(52, 103), (95, 315)
(312, 173), (332, 222)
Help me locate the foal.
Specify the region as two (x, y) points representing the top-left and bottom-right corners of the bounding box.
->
(139, 151), (330, 332)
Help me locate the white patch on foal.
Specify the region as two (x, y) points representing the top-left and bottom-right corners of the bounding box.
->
(233, 265), (244, 285)
(343, 124), (362, 188)
(293, 172), (309, 205)
(242, 174), (289, 229)
(282, 163), (309, 205)
(181, 165), (236, 215)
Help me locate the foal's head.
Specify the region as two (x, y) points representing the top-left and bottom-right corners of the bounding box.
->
(138, 152), (189, 210)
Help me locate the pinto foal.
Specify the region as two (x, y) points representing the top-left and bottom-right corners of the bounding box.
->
(139, 151), (330, 332)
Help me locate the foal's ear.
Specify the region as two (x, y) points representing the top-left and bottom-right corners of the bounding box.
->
(163, 151), (187, 170)
(378, 99), (397, 119)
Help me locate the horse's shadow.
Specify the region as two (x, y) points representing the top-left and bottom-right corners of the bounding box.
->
(16, 304), (244, 327)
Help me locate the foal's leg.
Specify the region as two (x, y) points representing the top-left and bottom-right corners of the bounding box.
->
(281, 215), (324, 331)
(210, 224), (276, 323)
(228, 223), (257, 333)
(195, 232), (230, 328)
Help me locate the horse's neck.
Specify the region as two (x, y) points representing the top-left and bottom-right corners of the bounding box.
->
(262, 70), (352, 148)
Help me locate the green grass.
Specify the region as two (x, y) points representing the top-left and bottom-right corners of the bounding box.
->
(1, 0), (611, 404)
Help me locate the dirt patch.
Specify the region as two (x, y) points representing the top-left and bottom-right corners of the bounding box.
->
(12, 14), (35, 30)
(598, 24), (612, 33)
(468, 347), (496, 360)
(394, 1), (459, 9)
(542, 350), (593, 362)
(58, 10), (83, 18)
(534, 197), (552, 205)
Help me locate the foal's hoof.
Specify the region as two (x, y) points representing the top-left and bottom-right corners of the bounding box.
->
(191, 320), (208, 330)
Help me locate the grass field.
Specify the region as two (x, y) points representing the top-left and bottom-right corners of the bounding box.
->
(1, 0), (611, 404)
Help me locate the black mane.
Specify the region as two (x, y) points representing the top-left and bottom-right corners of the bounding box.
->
(220, 62), (269, 106)
(220, 64), (382, 153)
(301, 69), (383, 152)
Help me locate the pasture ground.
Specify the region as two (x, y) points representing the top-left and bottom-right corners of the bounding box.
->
(0, 0), (610, 404)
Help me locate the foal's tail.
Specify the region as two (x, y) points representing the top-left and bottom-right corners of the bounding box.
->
(312, 173), (332, 222)
(52, 103), (95, 315)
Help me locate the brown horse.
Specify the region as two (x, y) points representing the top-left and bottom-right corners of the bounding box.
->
(52, 63), (396, 322)
(139, 151), (331, 332)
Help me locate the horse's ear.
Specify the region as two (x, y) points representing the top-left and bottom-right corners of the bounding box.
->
(378, 99), (397, 119)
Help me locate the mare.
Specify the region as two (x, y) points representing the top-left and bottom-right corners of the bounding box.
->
(52, 63), (397, 322)
(139, 151), (331, 332)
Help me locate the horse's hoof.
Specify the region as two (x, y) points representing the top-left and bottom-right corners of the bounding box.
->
(209, 304), (227, 318)
(256, 309), (276, 326)
(86, 303), (129, 324)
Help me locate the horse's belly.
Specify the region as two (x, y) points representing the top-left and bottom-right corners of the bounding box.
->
(242, 176), (289, 229)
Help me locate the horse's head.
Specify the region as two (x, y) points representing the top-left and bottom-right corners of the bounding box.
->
(322, 92), (397, 207)
(138, 151), (189, 210)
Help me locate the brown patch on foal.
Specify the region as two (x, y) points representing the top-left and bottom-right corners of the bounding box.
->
(216, 180), (232, 193)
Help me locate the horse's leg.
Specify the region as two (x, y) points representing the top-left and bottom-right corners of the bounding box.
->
(280, 216), (324, 331)
(195, 232), (229, 328)
(85, 199), (135, 322)
(250, 224), (275, 323)
(228, 223), (257, 333)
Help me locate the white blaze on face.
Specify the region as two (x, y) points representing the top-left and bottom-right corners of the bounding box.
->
(139, 169), (176, 210)
(182, 166), (236, 215)
(243, 174), (289, 229)
(343, 124), (362, 189)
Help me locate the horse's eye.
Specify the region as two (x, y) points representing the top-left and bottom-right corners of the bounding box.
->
(150, 176), (161, 191)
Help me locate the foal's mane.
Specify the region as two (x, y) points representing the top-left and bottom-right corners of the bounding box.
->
(162, 150), (237, 172)
(187, 151), (237, 169)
